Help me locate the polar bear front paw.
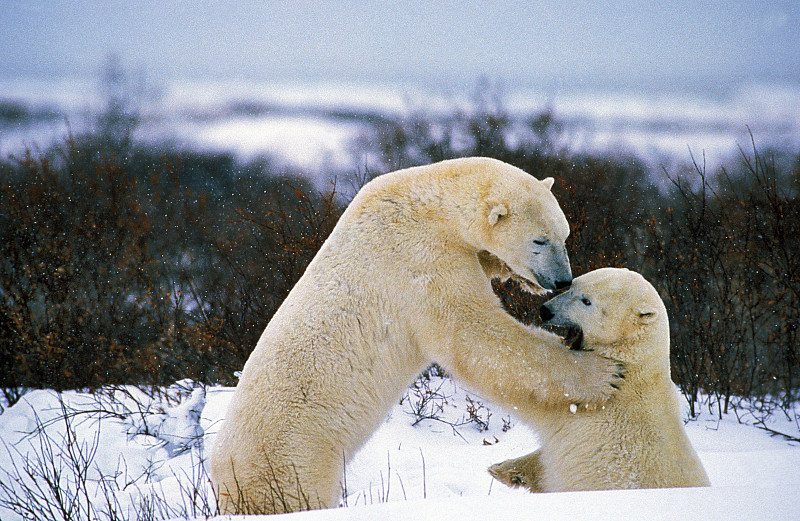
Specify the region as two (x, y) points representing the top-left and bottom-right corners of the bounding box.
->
(565, 352), (627, 408)
(488, 451), (543, 493)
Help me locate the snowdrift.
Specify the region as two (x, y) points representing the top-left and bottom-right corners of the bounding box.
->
(1, 377), (798, 521)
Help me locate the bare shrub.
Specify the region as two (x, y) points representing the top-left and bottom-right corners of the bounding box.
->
(181, 176), (343, 384)
(642, 143), (800, 416)
(0, 391), (217, 521)
(0, 146), (174, 391)
(0, 138), (343, 390)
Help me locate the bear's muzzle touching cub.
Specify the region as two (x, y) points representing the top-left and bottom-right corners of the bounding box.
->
(489, 268), (710, 492)
(209, 158), (626, 514)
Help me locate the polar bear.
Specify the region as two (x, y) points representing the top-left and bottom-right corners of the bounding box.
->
(209, 157), (626, 514)
(488, 268), (710, 492)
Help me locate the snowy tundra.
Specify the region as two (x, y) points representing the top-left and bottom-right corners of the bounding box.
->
(0, 377), (798, 520)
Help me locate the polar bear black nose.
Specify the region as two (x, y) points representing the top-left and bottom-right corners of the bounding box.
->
(554, 278), (572, 290)
(539, 305), (554, 322)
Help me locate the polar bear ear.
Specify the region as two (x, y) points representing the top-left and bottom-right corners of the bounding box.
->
(636, 307), (658, 325)
(541, 177), (555, 190)
(488, 204), (508, 226)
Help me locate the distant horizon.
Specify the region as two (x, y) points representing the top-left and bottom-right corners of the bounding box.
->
(2, 63), (797, 176)
(3, 63), (799, 100)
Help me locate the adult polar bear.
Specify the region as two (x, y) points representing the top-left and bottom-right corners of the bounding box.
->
(210, 157), (626, 514)
(489, 268), (710, 492)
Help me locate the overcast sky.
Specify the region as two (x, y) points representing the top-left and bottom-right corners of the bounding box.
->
(2, 1), (798, 90)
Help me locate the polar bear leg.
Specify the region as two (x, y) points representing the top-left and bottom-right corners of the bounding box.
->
(213, 453), (340, 514)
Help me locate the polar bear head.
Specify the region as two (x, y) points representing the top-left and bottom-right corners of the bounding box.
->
(473, 164), (572, 293)
(539, 268), (669, 370)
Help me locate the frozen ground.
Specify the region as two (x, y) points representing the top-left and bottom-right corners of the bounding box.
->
(0, 376), (798, 520)
(1, 76), (799, 177)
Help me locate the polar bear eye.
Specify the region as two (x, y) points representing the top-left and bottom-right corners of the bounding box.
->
(533, 239), (548, 246)
(581, 297), (592, 306)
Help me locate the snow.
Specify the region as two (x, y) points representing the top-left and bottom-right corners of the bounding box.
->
(2, 76), (799, 177)
(1, 375), (798, 521)
(177, 115), (363, 172)
(261, 486), (800, 521)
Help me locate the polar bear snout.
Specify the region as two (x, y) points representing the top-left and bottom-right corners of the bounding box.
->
(526, 239), (572, 292)
(532, 271), (572, 292)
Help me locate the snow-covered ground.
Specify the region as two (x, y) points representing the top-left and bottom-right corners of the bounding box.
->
(1, 376), (798, 520)
(1, 76), (799, 177)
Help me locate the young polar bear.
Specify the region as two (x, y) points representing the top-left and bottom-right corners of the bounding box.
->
(210, 157), (626, 514)
(489, 267), (710, 492)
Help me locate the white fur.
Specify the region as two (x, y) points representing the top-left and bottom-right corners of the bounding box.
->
(490, 268), (710, 492)
(209, 158), (625, 514)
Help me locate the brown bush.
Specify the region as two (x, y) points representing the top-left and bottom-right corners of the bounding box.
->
(0, 145), (168, 390)
(182, 175), (343, 384)
(1, 90), (798, 417)
(0, 141), (343, 392)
